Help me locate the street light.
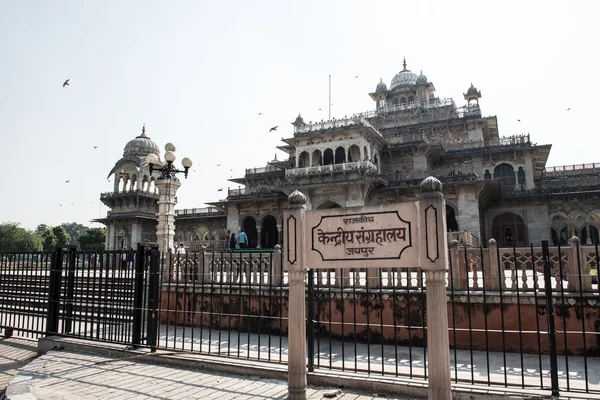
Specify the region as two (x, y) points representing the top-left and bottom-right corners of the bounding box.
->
(146, 144), (193, 180)
(147, 144), (193, 274)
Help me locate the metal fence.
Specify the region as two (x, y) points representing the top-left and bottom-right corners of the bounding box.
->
(306, 239), (600, 395)
(158, 249), (288, 363)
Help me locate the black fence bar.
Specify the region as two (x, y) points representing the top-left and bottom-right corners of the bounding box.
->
(132, 244), (146, 347)
(307, 268), (315, 372)
(542, 240), (560, 396)
(46, 247), (63, 335)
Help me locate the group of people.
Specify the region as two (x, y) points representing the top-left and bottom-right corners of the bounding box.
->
(225, 229), (248, 250)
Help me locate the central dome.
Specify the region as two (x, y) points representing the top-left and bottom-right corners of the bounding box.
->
(390, 58), (418, 90)
(123, 125), (161, 158)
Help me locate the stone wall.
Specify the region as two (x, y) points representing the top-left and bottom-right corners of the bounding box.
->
(160, 288), (600, 356)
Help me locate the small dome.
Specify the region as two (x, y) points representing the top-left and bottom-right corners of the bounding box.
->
(467, 83), (478, 95)
(123, 125), (161, 158)
(416, 71), (428, 84)
(376, 79), (387, 92)
(390, 58), (417, 90)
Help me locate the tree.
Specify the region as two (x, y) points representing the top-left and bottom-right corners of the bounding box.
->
(0, 222), (42, 252)
(51, 226), (70, 247)
(61, 222), (88, 246)
(78, 228), (106, 251)
(35, 224), (50, 235)
(41, 229), (57, 252)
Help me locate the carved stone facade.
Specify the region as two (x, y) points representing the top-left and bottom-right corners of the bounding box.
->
(97, 60), (600, 249)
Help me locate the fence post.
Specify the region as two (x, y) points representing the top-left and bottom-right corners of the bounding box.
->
(420, 177), (452, 400)
(307, 268), (314, 372)
(284, 190), (307, 400)
(568, 236), (584, 291)
(63, 246), (77, 334)
(487, 239), (500, 290)
(132, 243), (146, 347)
(46, 246), (64, 336)
(146, 245), (161, 352)
(542, 240), (560, 397)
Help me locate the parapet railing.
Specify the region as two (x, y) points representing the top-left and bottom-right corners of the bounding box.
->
(174, 207), (225, 217)
(443, 134), (531, 152)
(285, 160), (378, 177)
(543, 163), (600, 177)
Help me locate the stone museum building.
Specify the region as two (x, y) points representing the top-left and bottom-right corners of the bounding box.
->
(96, 59), (600, 250)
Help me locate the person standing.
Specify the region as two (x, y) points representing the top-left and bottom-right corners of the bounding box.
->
(225, 230), (231, 250)
(237, 229), (248, 249)
(229, 233), (237, 250)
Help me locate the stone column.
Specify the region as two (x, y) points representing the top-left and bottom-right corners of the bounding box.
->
(284, 190), (307, 400)
(420, 177), (452, 400)
(456, 184), (482, 240)
(155, 179), (182, 280)
(256, 227), (262, 248)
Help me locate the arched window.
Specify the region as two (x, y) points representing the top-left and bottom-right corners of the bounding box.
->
(492, 213), (527, 247)
(323, 148), (334, 165)
(348, 145), (360, 163)
(315, 200), (342, 209)
(311, 149), (322, 166)
(494, 164), (515, 190)
(408, 95), (414, 103)
(517, 167), (525, 189)
(298, 151), (310, 168)
(334, 147), (346, 164)
(446, 206), (458, 232)
(400, 97), (406, 104)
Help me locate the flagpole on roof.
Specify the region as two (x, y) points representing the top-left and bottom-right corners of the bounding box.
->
(328, 75), (331, 120)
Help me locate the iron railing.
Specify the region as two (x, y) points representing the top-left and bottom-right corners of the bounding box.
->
(158, 249), (288, 363)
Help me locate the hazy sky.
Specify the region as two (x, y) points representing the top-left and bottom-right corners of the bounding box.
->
(1, 0), (598, 230)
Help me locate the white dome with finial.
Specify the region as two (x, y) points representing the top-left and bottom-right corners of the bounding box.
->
(376, 79), (387, 92)
(390, 58), (418, 90)
(416, 71), (428, 84)
(123, 125), (161, 158)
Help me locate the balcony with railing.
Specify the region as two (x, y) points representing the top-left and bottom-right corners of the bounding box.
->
(543, 163), (600, 178)
(294, 116), (378, 137)
(244, 165), (285, 177)
(227, 186), (283, 200)
(502, 174), (600, 197)
(174, 207), (225, 218)
(444, 134), (531, 154)
(285, 160), (378, 178)
(383, 164), (479, 187)
(100, 189), (159, 199)
(105, 210), (157, 219)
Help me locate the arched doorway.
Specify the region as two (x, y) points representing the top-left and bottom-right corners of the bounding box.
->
(492, 213), (527, 247)
(446, 206), (458, 232)
(242, 217), (258, 248)
(348, 145), (360, 163)
(298, 151), (310, 168)
(261, 215), (278, 248)
(311, 150), (322, 166)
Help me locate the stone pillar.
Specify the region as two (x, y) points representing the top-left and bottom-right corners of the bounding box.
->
(487, 239), (501, 290)
(155, 179), (182, 280)
(524, 154), (535, 190)
(284, 190), (307, 400)
(456, 184), (482, 240)
(567, 236), (591, 292)
(420, 177), (452, 400)
(256, 227), (262, 248)
(130, 222), (142, 247)
(107, 224), (115, 250)
(277, 224), (283, 245)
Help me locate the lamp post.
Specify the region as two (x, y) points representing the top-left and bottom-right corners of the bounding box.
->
(146, 144), (193, 259)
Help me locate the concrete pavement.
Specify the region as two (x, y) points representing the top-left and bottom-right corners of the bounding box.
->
(5, 348), (414, 400)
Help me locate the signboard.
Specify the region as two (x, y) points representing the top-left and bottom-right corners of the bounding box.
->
(305, 203), (420, 269)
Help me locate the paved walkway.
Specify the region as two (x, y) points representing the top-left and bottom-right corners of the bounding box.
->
(5, 348), (414, 400)
(0, 337), (38, 393)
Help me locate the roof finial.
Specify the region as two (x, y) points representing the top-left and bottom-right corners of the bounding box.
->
(403, 57), (407, 70)
(142, 123), (146, 136)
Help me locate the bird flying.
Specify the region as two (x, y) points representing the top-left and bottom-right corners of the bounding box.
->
(566, 108), (572, 111)
(218, 188), (223, 192)
(216, 164), (221, 167)
(269, 126), (278, 132)
(93, 146), (98, 149)
(258, 112), (263, 115)
(355, 75), (359, 78)
(63, 79), (70, 87)
(517, 119), (521, 122)
(65, 180), (70, 183)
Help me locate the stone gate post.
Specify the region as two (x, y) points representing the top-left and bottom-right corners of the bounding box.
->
(284, 190), (308, 400)
(420, 177), (452, 400)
